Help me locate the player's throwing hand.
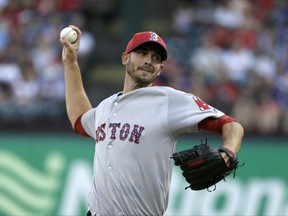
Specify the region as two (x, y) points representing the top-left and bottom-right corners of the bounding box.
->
(60, 25), (81, 64)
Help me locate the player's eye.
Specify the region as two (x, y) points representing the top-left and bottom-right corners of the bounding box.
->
(135, 50), (147, 55)
(140, 50), (148, 55)
(153, 54), (161, 63)
(134, 49), (161, 63)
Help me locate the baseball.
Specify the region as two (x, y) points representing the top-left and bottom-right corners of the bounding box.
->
(60, 27), (77, 43)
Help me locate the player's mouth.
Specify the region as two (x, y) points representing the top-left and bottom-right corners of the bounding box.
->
(138, 66), (153, 73)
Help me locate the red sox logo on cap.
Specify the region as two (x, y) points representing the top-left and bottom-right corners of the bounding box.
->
(149, 32), (159, 41)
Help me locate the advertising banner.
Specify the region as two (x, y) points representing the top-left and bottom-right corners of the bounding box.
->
(0, 133), (287, 216)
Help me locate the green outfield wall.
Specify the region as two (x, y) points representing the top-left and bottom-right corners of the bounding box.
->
(0, 133), (287, 216)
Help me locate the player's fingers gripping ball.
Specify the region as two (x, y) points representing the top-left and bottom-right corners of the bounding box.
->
(171, 140), (241, 191)
(60, 26), (78, 43)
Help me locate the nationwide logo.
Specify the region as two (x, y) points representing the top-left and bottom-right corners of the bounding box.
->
(0, 150), (65, 215)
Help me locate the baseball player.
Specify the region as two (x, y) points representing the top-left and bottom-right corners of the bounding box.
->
(60, 25), (244, 216)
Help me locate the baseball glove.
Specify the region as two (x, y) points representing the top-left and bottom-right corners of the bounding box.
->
(171, 140), (240, 191)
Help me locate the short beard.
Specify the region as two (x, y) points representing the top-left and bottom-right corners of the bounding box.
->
(127, 62), (157, 86)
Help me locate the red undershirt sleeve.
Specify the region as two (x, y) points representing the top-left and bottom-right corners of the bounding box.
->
(198, 115), (237, 135)
(74, 114), (90, 137)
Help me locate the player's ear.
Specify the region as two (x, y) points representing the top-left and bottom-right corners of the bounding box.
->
(157, 63), (164, 76)
(122, 52), (129, 65)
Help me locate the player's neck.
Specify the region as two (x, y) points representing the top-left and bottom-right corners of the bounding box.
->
(123, 75), (152, 94)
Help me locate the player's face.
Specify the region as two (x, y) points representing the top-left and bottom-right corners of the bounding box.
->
(122, 44), (164, 86)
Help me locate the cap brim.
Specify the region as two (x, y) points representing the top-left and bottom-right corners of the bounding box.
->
(132, 41), (167, 61)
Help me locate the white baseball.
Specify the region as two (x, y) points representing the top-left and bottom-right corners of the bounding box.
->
(60, 27), (77, 43)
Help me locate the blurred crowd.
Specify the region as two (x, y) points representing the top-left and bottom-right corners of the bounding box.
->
(157, 0), (288, 135)
(0, 0), (112, 122)
(0, 0), (287, 135)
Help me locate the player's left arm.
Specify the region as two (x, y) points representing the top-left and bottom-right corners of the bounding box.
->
(198, 115), (244, 155)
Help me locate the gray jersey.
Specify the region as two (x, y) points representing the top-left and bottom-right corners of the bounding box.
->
(80, 86), (224, 216)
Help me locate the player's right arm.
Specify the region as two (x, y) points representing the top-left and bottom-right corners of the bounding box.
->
(60, 25), (92, 128)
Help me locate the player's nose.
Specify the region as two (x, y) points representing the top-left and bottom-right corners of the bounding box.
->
(144, 54), (153, 65)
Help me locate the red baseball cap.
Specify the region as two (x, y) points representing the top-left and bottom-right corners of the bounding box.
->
(125, 31), (167, 61)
